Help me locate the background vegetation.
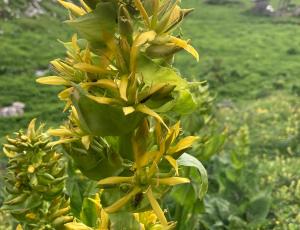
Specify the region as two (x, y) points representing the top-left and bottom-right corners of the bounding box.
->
(1, 0), (300, 229)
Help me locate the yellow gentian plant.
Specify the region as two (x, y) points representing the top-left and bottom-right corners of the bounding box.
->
(2, 0), (208, 229)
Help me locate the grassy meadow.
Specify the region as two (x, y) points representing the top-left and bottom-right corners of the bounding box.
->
(1, 0), (300, 228)
(0, 3), (71, 140)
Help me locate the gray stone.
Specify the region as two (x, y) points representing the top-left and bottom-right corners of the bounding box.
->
(35, 69), (48, 77)
(293, 7), (300, 17)
(24, 0), (45, 18)
(251, 0), (274, 16)
(0, 102), (26, 118)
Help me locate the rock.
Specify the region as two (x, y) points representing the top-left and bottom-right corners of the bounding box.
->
(35, 69), (48, 77)
(293, 7), (300, 17)
(0, 0), (47, 19)
(251, 0), (274, 16)
(266, 5), (275, 13)
(24, 0), (45, 18)
(0, 102), (26, 118)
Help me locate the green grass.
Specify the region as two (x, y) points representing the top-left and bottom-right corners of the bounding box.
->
(178, 0), (300, 101)
(1, 1), (300, 228)
(0, 4), (72, 138)
(1, 0), (300, 136)
(175, 1), (300, 228)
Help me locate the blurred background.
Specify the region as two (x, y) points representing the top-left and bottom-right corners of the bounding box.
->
(1, 0), (300, 229)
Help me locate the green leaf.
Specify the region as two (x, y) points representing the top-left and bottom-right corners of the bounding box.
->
(1, 193), (42, 214)
(228, 215), (247, 229)
(201, 133), (226, 161)
(66, 177), (84, 218)
(246, 192), (271, 225)
(80, 196), (98, 227)
(138, 55), (187, 89)
(138, 56), (196, 115)
(171, 90), (197, 115)
(64, 139), (124, 180)
(71, 85), (144, 136)
(118, 134), (134, 161)
(171, 183), (196, 207)
(177, 153), (208, 199)
(230, 150), (244, 170)
(67, 2), (117, 48)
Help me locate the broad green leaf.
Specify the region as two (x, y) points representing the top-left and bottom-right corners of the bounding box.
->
(246, 192), (271, 225)
(66, 166), (98, 219)
(138, 56), (196, 115)
(138, 55), (187, 88)
(228, 215), (247, 229)
(201, 133), (226, 161)
(64, 139), (123, 180)
(171, 183), (196, 207)
(171, 90), (197, 115)
(71, 85), (144, 136)
(66, 177), (83, 218)
(119, 134), (134, 161)
(67, 2), (117, 47)
(177, 153), (208, 199)
(80, 196), (99, 227)
(230, 150), (244, 170)
(1, 193), (42, 213)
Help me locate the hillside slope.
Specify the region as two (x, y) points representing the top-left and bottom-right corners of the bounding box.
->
(0, 1), (72, 139)
(1, 0), (300, 228)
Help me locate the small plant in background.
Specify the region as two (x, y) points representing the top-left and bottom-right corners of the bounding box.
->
(1, 119), (73, 229)
(0, 211), (13, 230)
(198, 125), (272, 229)
(258, 154), (300, 229)
(1, 0), (208, 229)
(198, 93), (300, 229)
(168, 82), (226, 230)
